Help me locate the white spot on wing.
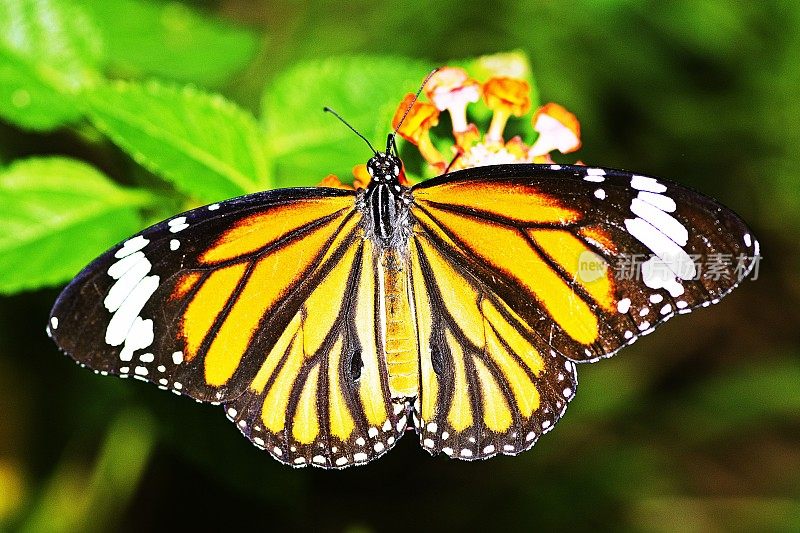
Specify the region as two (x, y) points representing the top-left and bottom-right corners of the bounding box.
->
(104, 255), (152, 312)
(208, 203), (220, 211)
(640, 256), (686, 297)
(625, 218), (695, 278)
(617, 298), (631, 314)
(118, 317), (154, 362)
(50, 317), (58, 330)
(170, 239), (180, 251)
(105, 275), (159, 346)
(107, 251), (145, 279)
(168, 216), (189, 233)
(744, 233), (752, 247)
(594, 188), (606, 200)
(631, 175), (667, 193)
(630, 198), (688, 246)
(114, 236), (149, 259)
(584, 168), (606, 182)
(638, 191), (676, 212)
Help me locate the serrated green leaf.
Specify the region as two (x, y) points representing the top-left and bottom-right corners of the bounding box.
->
(86, 80), (270, 202)
(0, 157), (154, 294)
(82, 0), (258, 87)
(0, 0), (103, 131)
(261, 55), (433, 188)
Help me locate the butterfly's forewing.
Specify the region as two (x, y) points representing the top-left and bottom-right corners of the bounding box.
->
(411, 164), (759, 363)
(408, 164), (758, 460)
(48, 187), (405, 468)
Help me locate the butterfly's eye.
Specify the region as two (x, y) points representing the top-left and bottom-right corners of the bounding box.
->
(349, 348), (363, 382)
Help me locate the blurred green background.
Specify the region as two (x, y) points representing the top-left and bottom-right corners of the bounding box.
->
(1, 0), (798, 531)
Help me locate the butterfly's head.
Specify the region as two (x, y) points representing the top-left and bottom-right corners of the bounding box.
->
(366, 151), (402, 184)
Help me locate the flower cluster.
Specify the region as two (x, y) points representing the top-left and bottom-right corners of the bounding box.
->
(321, 64), (583, 188)
(394, 66), (582, 174)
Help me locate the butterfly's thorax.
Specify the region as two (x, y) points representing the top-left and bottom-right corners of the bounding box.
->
(360, 151), (412, 247)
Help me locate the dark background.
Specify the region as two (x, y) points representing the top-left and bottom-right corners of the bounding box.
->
(1, 1), (798, 531)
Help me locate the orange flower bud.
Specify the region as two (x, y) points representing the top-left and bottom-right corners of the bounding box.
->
(318, 174), (354, 189)
(483, 77), (532, 116)
(352, 164), (371, 190)
(392, 93), (446, 170)
(392, 94), (440, 144)
(483, 77), (532, 143)
(529, 102), (581, 156)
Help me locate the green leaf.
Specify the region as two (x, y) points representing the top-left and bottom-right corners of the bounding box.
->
(82, 0), (258, 87)
(86, 80), (270, 202)
(0, 157), (153, 294)
(261, 55), (433, 188)
(0, 0), (103, 131)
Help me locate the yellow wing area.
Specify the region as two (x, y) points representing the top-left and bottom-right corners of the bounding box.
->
(409, 234), (578, 460)
(219, 234), (408, 469)
(413, 181), (616, 350)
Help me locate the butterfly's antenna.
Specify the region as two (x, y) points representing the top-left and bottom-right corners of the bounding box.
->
(323, 106), (378, 155)
(390, 67), (441, 148)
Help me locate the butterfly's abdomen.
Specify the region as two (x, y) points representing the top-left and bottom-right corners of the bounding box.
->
(380, 250), (419, 400)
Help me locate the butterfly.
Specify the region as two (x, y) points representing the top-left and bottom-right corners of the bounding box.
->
(48, 130), (759, 469)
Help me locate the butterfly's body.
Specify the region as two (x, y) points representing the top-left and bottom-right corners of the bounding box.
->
(379, 248), (420, 399)
(49, 143), (759, 468)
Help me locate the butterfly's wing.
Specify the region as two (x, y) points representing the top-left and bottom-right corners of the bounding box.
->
(408, 164), (758, 459)
(49, 188), (406, 468)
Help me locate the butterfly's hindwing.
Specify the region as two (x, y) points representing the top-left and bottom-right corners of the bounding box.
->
(409, 233), (578, 460)
(222, 236), (407, 468)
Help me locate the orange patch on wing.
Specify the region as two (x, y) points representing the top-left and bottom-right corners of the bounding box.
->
(529, 229), (615, 312)
(180, 263), (247, 360)
(414, 181), (580, 225)
(200, 196), (353, 264)
(172, 272), (202, 300)
(203, 216), (342, 387)
(419, 205), (599, 345)
(579, 225), (619, 254)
